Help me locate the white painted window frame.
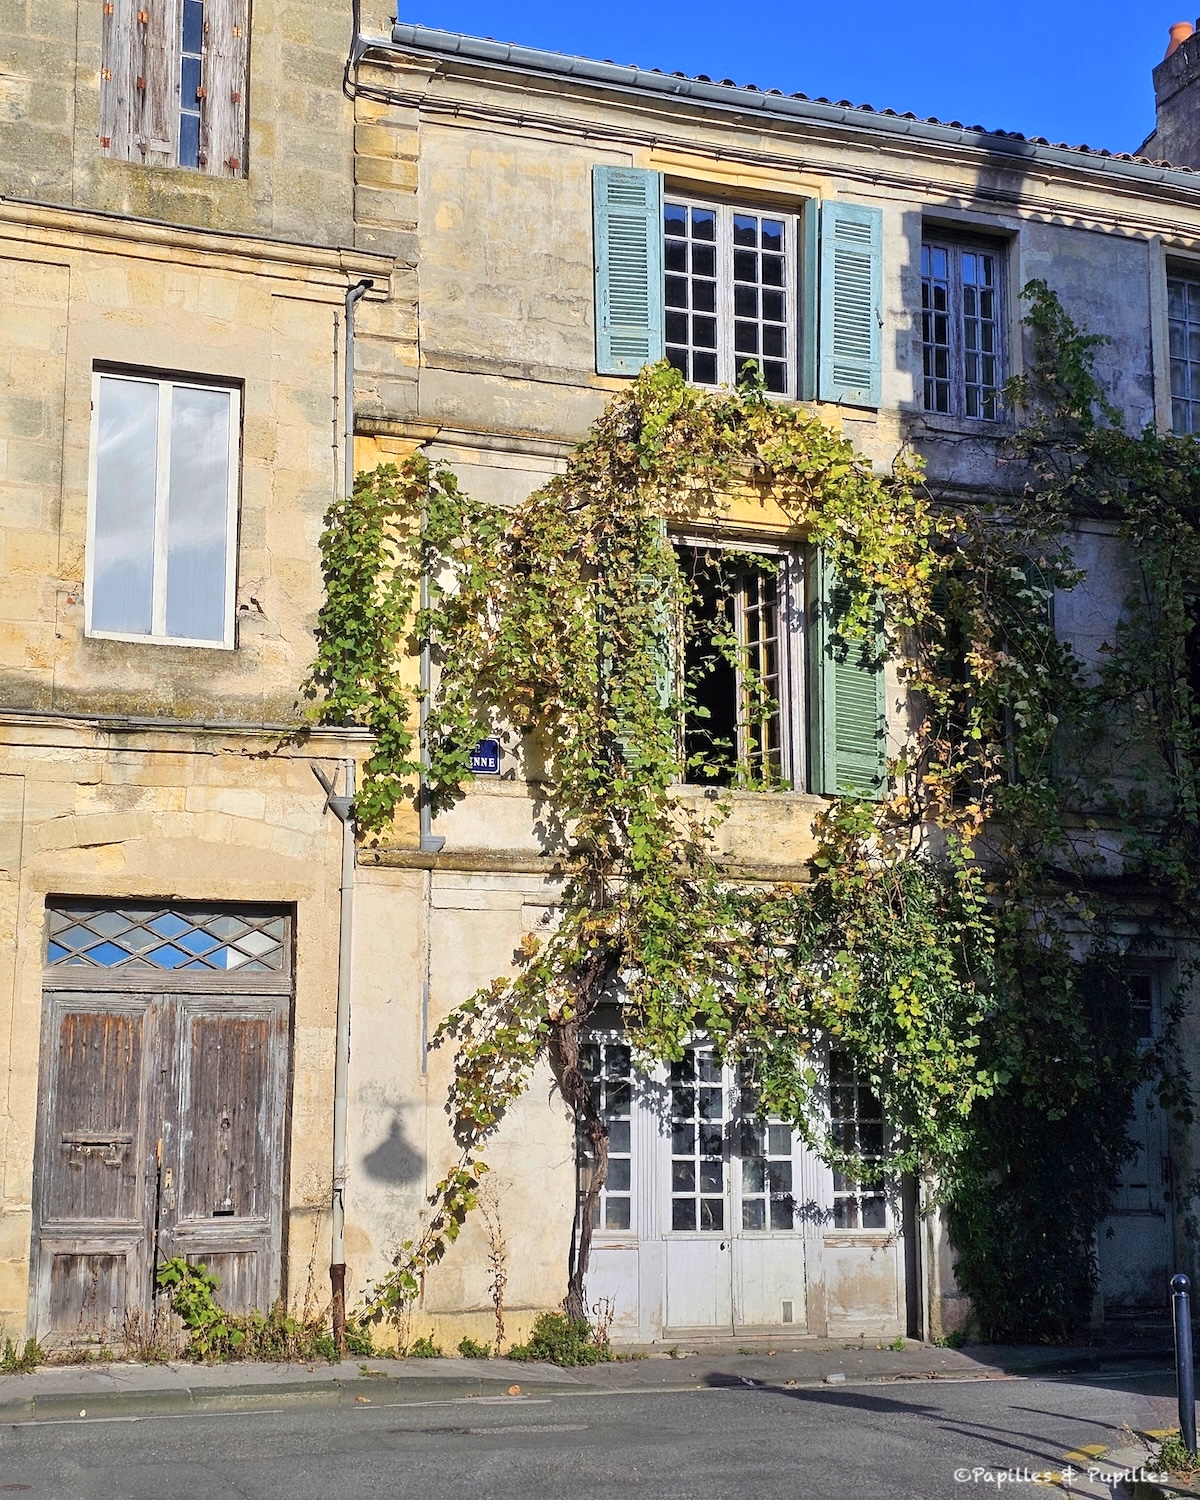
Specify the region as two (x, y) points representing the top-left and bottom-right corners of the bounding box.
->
(85, 369), (240, 650)
(663, 197), (800, 397)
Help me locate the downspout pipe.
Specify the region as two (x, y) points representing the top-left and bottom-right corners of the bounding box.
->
(326, 277), (370, 1357)
(344, 278), (373, 507)
(326, 760), (356, 1357)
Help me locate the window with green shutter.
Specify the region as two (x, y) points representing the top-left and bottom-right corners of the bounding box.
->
(593, 170), (882, 409)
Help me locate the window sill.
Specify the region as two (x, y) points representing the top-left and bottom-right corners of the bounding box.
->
(904, 410), (1012, 439)
(85, 629), (235, 651)
(822, 1231), (897, 1249)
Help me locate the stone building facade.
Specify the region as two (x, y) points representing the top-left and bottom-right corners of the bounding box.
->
(3, 5), (1200, 1347)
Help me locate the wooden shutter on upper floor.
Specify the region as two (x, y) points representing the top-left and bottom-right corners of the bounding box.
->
(139, 0), (180, 165)
(809, 550), (887, 798)
(200, 0), (250, 175)
(593, 166), (665, 377)
(98, 0), (249, 175)
(818, 201), (884, 408)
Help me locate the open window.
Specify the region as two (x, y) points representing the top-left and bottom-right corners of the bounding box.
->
(677, 543), (802, 788)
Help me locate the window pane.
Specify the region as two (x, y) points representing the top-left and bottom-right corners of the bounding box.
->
(605, 1197), (631, 1230)
(92, 377), (158, 636)
(165, 386), (232, 642)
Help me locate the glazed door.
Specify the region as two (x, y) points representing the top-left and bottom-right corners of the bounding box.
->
(663, 1046), (809, 1336)
(1097, 972), (1174, 1312)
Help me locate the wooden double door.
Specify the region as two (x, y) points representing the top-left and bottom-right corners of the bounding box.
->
(30, 902), (291, 1345)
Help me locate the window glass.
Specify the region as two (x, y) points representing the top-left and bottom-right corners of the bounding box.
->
(92, 378), (159, 636)
(166, 386), (233, 642)
(829, 1052), (888, 1229)
(580, 1040), (634, 1232)
(1168, 275), (1200, 435)
(921, 239), (1004, 420)
(665, 200), (794, 394)
(89, 374), (237, 647)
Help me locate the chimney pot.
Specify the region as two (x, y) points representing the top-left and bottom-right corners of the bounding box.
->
(1167, 21), (1195, 59)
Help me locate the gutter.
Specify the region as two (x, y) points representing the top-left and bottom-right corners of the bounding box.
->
(383, 22), (1200, 198)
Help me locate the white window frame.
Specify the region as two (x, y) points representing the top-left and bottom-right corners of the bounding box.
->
(664, 198), (799, 397)
(85, 370), (240, 650)
(674, 536), (806, 790)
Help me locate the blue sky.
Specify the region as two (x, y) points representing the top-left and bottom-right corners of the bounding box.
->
(396, 1), (1173, 155)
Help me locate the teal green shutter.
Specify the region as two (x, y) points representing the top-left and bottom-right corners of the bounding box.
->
(818, 201), (883, 408)
(810, 551), (887, 798)
(593, 166), (664, 376)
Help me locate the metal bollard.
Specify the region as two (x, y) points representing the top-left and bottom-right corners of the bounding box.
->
(1172, 1273), (1197, 1457)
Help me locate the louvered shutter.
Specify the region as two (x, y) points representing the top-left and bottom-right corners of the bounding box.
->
(593, 166), (665, 376)
(818, 201), (883, 408)
(810, 551), (887, 799)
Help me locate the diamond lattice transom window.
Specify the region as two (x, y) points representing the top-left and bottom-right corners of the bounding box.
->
(46, 903), (287, 972)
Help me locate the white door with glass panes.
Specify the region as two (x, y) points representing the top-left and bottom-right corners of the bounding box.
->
(582, 1039), (908, 1341)
(1096, 971), (1175, 1311)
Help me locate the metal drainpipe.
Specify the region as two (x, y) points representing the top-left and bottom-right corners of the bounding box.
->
(326, 278), (371, 1357)
(326, 759), (356, 1357)
(344, 279), (373, 505)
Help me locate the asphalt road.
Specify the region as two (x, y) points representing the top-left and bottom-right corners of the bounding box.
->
(0, 1367), (1178, 1499)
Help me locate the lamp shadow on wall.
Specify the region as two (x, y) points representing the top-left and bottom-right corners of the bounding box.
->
(361, 1112), (425, 1185)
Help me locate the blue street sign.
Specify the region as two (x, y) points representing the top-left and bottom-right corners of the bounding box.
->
(469, 738), (502, 775)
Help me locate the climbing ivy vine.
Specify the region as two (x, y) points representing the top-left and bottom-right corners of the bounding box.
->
(305, 290), (1197, 1341)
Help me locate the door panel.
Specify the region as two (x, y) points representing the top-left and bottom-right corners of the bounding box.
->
(177, 1011), (272, 1221)
(44, 1004), (150, 1224)
(47, 1250), (128, 1337)
(1098, 1079), (1172, 1308)
(164, 1001), (285, 1313)
(734, 1239), (808, 1330)
(665, 1239), (733, 1331)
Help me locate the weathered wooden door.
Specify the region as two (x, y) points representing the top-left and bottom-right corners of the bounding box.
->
(30, 902), (292, 1344)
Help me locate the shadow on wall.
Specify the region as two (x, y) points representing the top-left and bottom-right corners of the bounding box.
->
(361, 1112), (425, 1185)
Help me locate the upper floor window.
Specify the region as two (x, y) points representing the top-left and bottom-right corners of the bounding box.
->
(1169, 274), (1200, 435)
(87, 371), (240, 648)
(664, 201), (795, 395)
(593, 167), (884, 409)
(679, 543), (800, 787)
(99, 0), (249, 175)
(921, 238), (1005, 420)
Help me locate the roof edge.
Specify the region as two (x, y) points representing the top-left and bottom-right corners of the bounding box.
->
(383, 22), (1197, 191)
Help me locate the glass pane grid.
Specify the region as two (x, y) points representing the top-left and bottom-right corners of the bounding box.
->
(665, 201), (792, 394)
(581, 1041), (634, 1231)
(961, 251), (999, 420)
(920, 243), (952, 414)
(46, 902), (286, 972)
(665, 203), (719, 386)
(739, 1084), (796, 1231)
(670, 1047), (725, 1232)
(739, 568), (783, 780)
(732, 212), (789, 394)
(1169, 276), (1200, 435)
(179, 0), (204, 169)
(922, 241), (1003, 421)
(829, 1054), (887, 1229)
